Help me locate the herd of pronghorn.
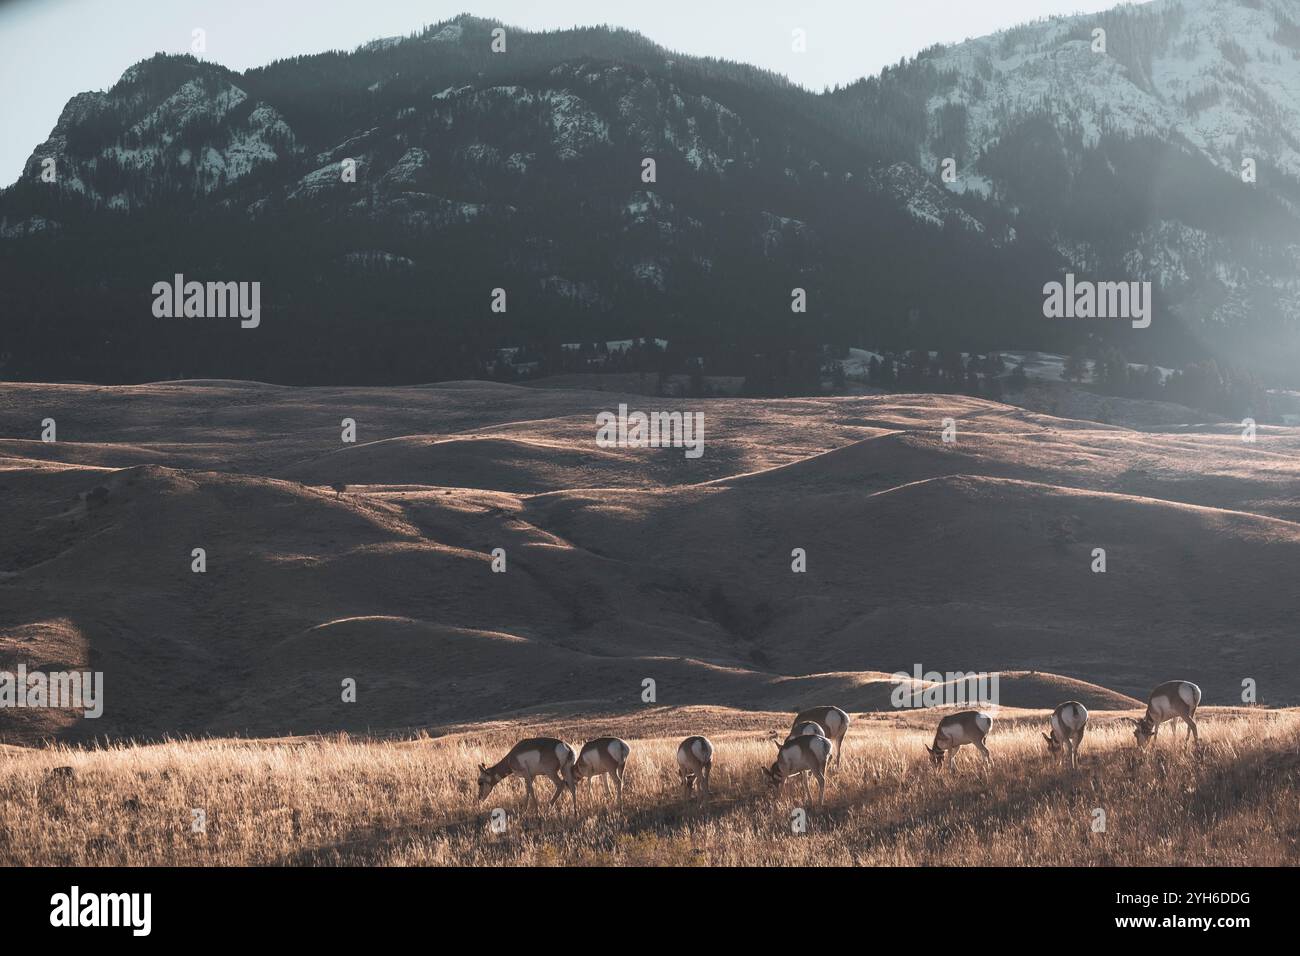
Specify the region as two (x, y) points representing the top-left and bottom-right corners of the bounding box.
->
(476, 680), (1203, 814)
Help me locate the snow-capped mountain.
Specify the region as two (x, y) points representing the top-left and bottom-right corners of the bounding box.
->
(14, 62), (298, 213)
(868, 0), (1300, 372)
(1, 2), (1297, 385)
(0, 15), (1025, 384)
(922, 0), (1300, 183)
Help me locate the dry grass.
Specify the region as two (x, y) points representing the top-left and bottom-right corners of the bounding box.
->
(1, 706), (1296, 866)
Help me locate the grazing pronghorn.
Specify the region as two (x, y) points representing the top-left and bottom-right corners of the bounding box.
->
(791, 706), (850, 768)
(776, 720), (829, 785)
(573, 737), (631, 811)
(1128, 680), (1202, 747)
(676, 736), (714, 802)
(1043, 701), (1088, 769)
(476, 738), (577, 814)
(763, 734), (833, 805)
(925, 711), (993, 769)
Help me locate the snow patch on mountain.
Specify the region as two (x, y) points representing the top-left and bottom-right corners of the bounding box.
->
(0, 216), (60, 239)
(131, 79), (247, 141)
(379, 147), (429, 189)
(632, 260), (667, 289)
(1122, 220), (1216, 288)
(542, 91), (611, 160)
(869, 163), (985, 232)
(429, 23), (464, 45)
(341, 249), (415, 271)
(290, 163), (346, 201)
(452, 87), (610, 161)
(926, 0), (1300, 179)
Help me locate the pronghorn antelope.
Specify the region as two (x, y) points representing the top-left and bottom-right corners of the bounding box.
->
(777, 720), (829, 785)
(763, 733), (833, 805)
(925, 711), (993, 769)
(1043, 701), (1088, 769)
(476, 738), (577, 814)
(1128, 680), (1202, 747)
(791, 706), (850, 768)
(676, 736), (714, 801)
(573, 737), (631, 811)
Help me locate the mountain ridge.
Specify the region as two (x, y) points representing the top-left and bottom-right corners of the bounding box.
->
(0, 0), (1295, 386)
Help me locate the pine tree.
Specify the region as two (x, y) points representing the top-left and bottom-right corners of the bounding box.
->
(1063, 349), (1088, 383)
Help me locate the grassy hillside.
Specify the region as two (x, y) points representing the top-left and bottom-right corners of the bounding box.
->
(1, 706), (1294, 866)
(2, 382), (1299, 742)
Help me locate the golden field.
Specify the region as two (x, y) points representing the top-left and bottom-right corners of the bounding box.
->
(2, 705), (1296, 866)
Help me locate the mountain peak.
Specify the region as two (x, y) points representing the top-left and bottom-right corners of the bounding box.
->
(3, 0), (1299, 383)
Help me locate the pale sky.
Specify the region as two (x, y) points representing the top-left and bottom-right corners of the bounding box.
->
(0, 0), (1122, 186)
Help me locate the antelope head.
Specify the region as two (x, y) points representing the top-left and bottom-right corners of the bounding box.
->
(924, 744), (945, 768)
(1042, 731), (1063, 756)
(760, 740), (788, 788)
(1126, 717), (1157, 748)
(476, 762), (501, 800)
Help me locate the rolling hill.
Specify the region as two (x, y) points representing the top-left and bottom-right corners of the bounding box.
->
(2, 380), (1296, 743)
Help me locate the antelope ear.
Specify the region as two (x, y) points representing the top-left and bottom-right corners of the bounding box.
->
(478, 762), (487, 772)
(1042, 732), (1052, 743)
